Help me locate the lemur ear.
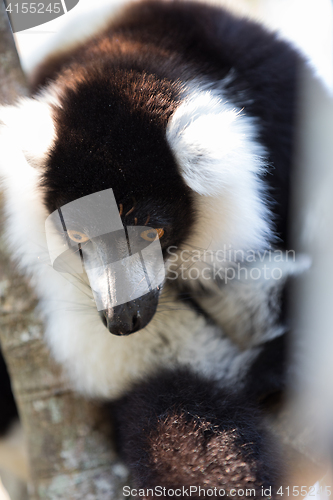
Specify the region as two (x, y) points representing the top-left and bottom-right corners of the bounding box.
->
(166, 90), (267, 197)
(0, 96), (56, 169)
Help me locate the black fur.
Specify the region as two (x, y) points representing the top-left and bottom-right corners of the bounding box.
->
(244, 334), (287, 404)
(33, 0), (302, 245)
(111, 368), (281, 497)
(0, 346), (18, 435)
(41, 70), (195, 255)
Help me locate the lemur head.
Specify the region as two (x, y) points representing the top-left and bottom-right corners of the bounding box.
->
(40, 67), (198, 335)
(1, 62), (268, 335)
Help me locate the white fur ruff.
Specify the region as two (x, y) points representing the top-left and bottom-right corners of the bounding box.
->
(0, 110), (258, 398)
(0, 45), (301, 397)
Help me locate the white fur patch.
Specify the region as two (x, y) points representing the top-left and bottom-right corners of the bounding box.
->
(167, 88), (267, 194)
(167, 85), (273, 255)
(0, 95), (57, 169)
(165, 83), (306, 347)
(189, 252), (310, 348)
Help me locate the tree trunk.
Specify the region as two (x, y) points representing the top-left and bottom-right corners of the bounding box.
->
(0, 4), (130, 498)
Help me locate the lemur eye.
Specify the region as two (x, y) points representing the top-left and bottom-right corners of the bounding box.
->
(67, 230), (90, 243)
(140, 228), (164, 242)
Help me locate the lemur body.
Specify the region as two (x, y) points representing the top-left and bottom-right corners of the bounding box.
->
(0, 0), (306, 492)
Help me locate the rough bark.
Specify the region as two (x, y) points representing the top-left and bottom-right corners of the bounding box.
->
(0, 2), (27, 103)
(0, 3), (130, 498)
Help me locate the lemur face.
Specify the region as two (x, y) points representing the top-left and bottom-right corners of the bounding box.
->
(40, 69), (195, 335)
(46, 188), (173, 335)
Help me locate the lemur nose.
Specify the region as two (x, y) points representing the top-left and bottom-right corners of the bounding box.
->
(100, 306), (141, 336)
(99, 291), (159, 335)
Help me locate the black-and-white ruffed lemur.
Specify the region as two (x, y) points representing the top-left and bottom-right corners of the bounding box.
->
(0, 0), (309, 495)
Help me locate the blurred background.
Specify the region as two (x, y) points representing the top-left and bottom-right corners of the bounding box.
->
(13, 0), (333, 90)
